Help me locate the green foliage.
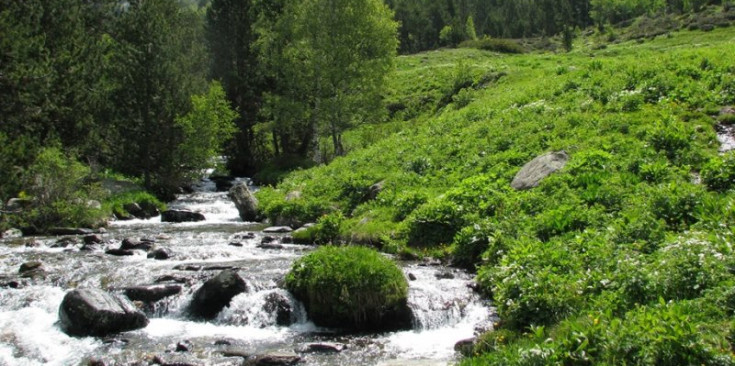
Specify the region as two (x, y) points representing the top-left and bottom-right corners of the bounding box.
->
(285, 246), (409, 331)
(701, 152), (735, 192)
(103, 191), (166, 220)
(649, 183), (705, 230)
(175, 81), (237, 181)
(404, 198), (466, 247)
(458, 37), (525, 54)
(15, 147), (105, 232)
(313, 212), (345, 244)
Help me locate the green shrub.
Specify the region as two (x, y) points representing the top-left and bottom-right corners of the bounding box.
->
(451, 220), (509, 270)
(478, 237), (583, 330)
(404, 198), (466, 247)
(458, 37), (525, 54)
(392, 190), (428, 221)
(647, 119), (693, 162)
(701, 152), (735, 192)
(649, 183), (705, 230)
(16, 147), (105, 232)
(313, 212), (345, 244)
(649, 234), (732, 301)
(285, 246), (410, 331)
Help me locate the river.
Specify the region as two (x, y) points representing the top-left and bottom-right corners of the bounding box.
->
(0, 178), (494, 366)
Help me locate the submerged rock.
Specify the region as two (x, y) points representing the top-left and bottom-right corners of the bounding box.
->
(228, 183), (261, 222)
(58, 288), (149, 337)
(244, 352), (301, 366)
(49, 227), (95, 236)
(106, 248), (135, 256)
(263, 292), (295, 326)
(510, 150), (569, 190)
(123, 284), (182, 303)
(188, 270), (248, 320)
(161, 210), (206, 223)
(147, 248), (173, 260)
(296, 342), (346, 354)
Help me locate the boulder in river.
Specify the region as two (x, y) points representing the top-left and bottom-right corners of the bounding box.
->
(263, 226), (293, 233)
(161, 210), (206, 223)
(228, 183), (261, 222)
(147, 247), (173, 260)
(510, 150), (569, 190)
(263, 292), (295, 326)
(106, 248), (135, 256)
(120, 238), (153, 251)
(58, 288), (149, 337)
(1, 228), (23, 239)
(244, 352), (301, 366)
(123, 284), (182, 303)
(49, 227), (95, 236)
(188, 270), (248, 320)
(296, 342), (346, 354)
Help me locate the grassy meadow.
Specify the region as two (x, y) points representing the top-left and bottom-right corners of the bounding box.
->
(259, 26), (735, 364)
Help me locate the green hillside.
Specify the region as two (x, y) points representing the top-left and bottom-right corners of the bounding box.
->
(259, 27), (735, 364)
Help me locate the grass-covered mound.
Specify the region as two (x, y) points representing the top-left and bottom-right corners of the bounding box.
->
(285, 246), (411, 331)
(262, 26), (735, 364)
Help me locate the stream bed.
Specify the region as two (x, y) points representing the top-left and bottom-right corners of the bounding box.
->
(0, 179), (494, 366)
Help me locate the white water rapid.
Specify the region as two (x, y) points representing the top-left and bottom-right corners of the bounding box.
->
(0, 178), (494, 365)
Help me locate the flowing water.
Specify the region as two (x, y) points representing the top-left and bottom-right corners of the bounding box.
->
(0, 179), (494, 366)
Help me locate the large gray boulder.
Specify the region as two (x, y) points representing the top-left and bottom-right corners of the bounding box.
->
(510, 151), (569, 190)
(161, 210), (205, 223)
(123, 284), (182, 303)
(188, 270), (247, 320)
(58, 288), (149, 337)
(228, 183), (261, 222)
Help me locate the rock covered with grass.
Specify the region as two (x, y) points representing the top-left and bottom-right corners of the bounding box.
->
(285, 246), (411, 332)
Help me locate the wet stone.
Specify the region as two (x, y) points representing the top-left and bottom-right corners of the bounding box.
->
(408, 273), (417, 281)
(244, 352), (301, 366)
(52, 237), (78, 248)
(257, 243), (284, 250)
(106, 249), (135, 256)
(296, 342), (346, 354)
(435, 271), (455, 280)
(263, 226), (293, 233)
(156, 275), (188, 284)
(176, 340), (193, 352)
(84, 234), (104, 245)
(228, 242), (244, 247)
(152, 354), (201, 366)
(124, 284), (182, 303)
(148, 248), (173, 260)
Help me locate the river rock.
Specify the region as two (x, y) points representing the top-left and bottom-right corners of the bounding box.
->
(123, 203), (144, 219)
(50, 227), (95, 236)
(263, 226), (293, 233)
(147, 248), (173, 260)
(263, 292), (294, 326)
(58, 288), (149, 337)
(19, 261), (46, 279)
(121, 238), (153, 251)
(52, 237), (78, 248)
(84, 234), (104, 245)
(296, 342), (346, 354)
(188, 270), (248, 320)
(2, 228), (23, 239)
(435, 271), (455, 280)
(228, 183), (261, 222)
(106, 248), (135, 256)
(454, 338), (475, 356)
(161, 210), (206, 223)
(363, 180), (385, 202)
(152, 354), (201, 366)
(257, 243), (284, 250)
(124, 284), (182, 303)
(244, 352), (301, 366)
(510, 150), (569, 190)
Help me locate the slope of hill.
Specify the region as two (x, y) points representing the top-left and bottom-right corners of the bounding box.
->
(258, 27), (735, 363)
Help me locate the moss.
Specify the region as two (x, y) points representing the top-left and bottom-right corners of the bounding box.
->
(285, 246), (411, 331)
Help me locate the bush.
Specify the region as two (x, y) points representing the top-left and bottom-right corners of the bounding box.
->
(451, 221), (508, 270)
(285, 246), (410, 331)
(313, 212), (345, 244)
(477, 237), (583, 330)
(649, 183), (705, 230)
(16, 147), (105, 232)
(458, 37), (525, 54)
(404, 198), (466, 247)
(701, 152), (735, 192)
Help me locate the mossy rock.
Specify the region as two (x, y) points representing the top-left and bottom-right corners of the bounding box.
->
(285, 246), (411, 332)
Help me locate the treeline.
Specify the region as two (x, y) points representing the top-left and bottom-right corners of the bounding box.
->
(387, 0), (729, 53)
(0, 0), (397, 206)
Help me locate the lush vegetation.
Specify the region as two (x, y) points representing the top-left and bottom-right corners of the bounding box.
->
(260, 24), (735, 363)
(285, 245), (410, 331)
